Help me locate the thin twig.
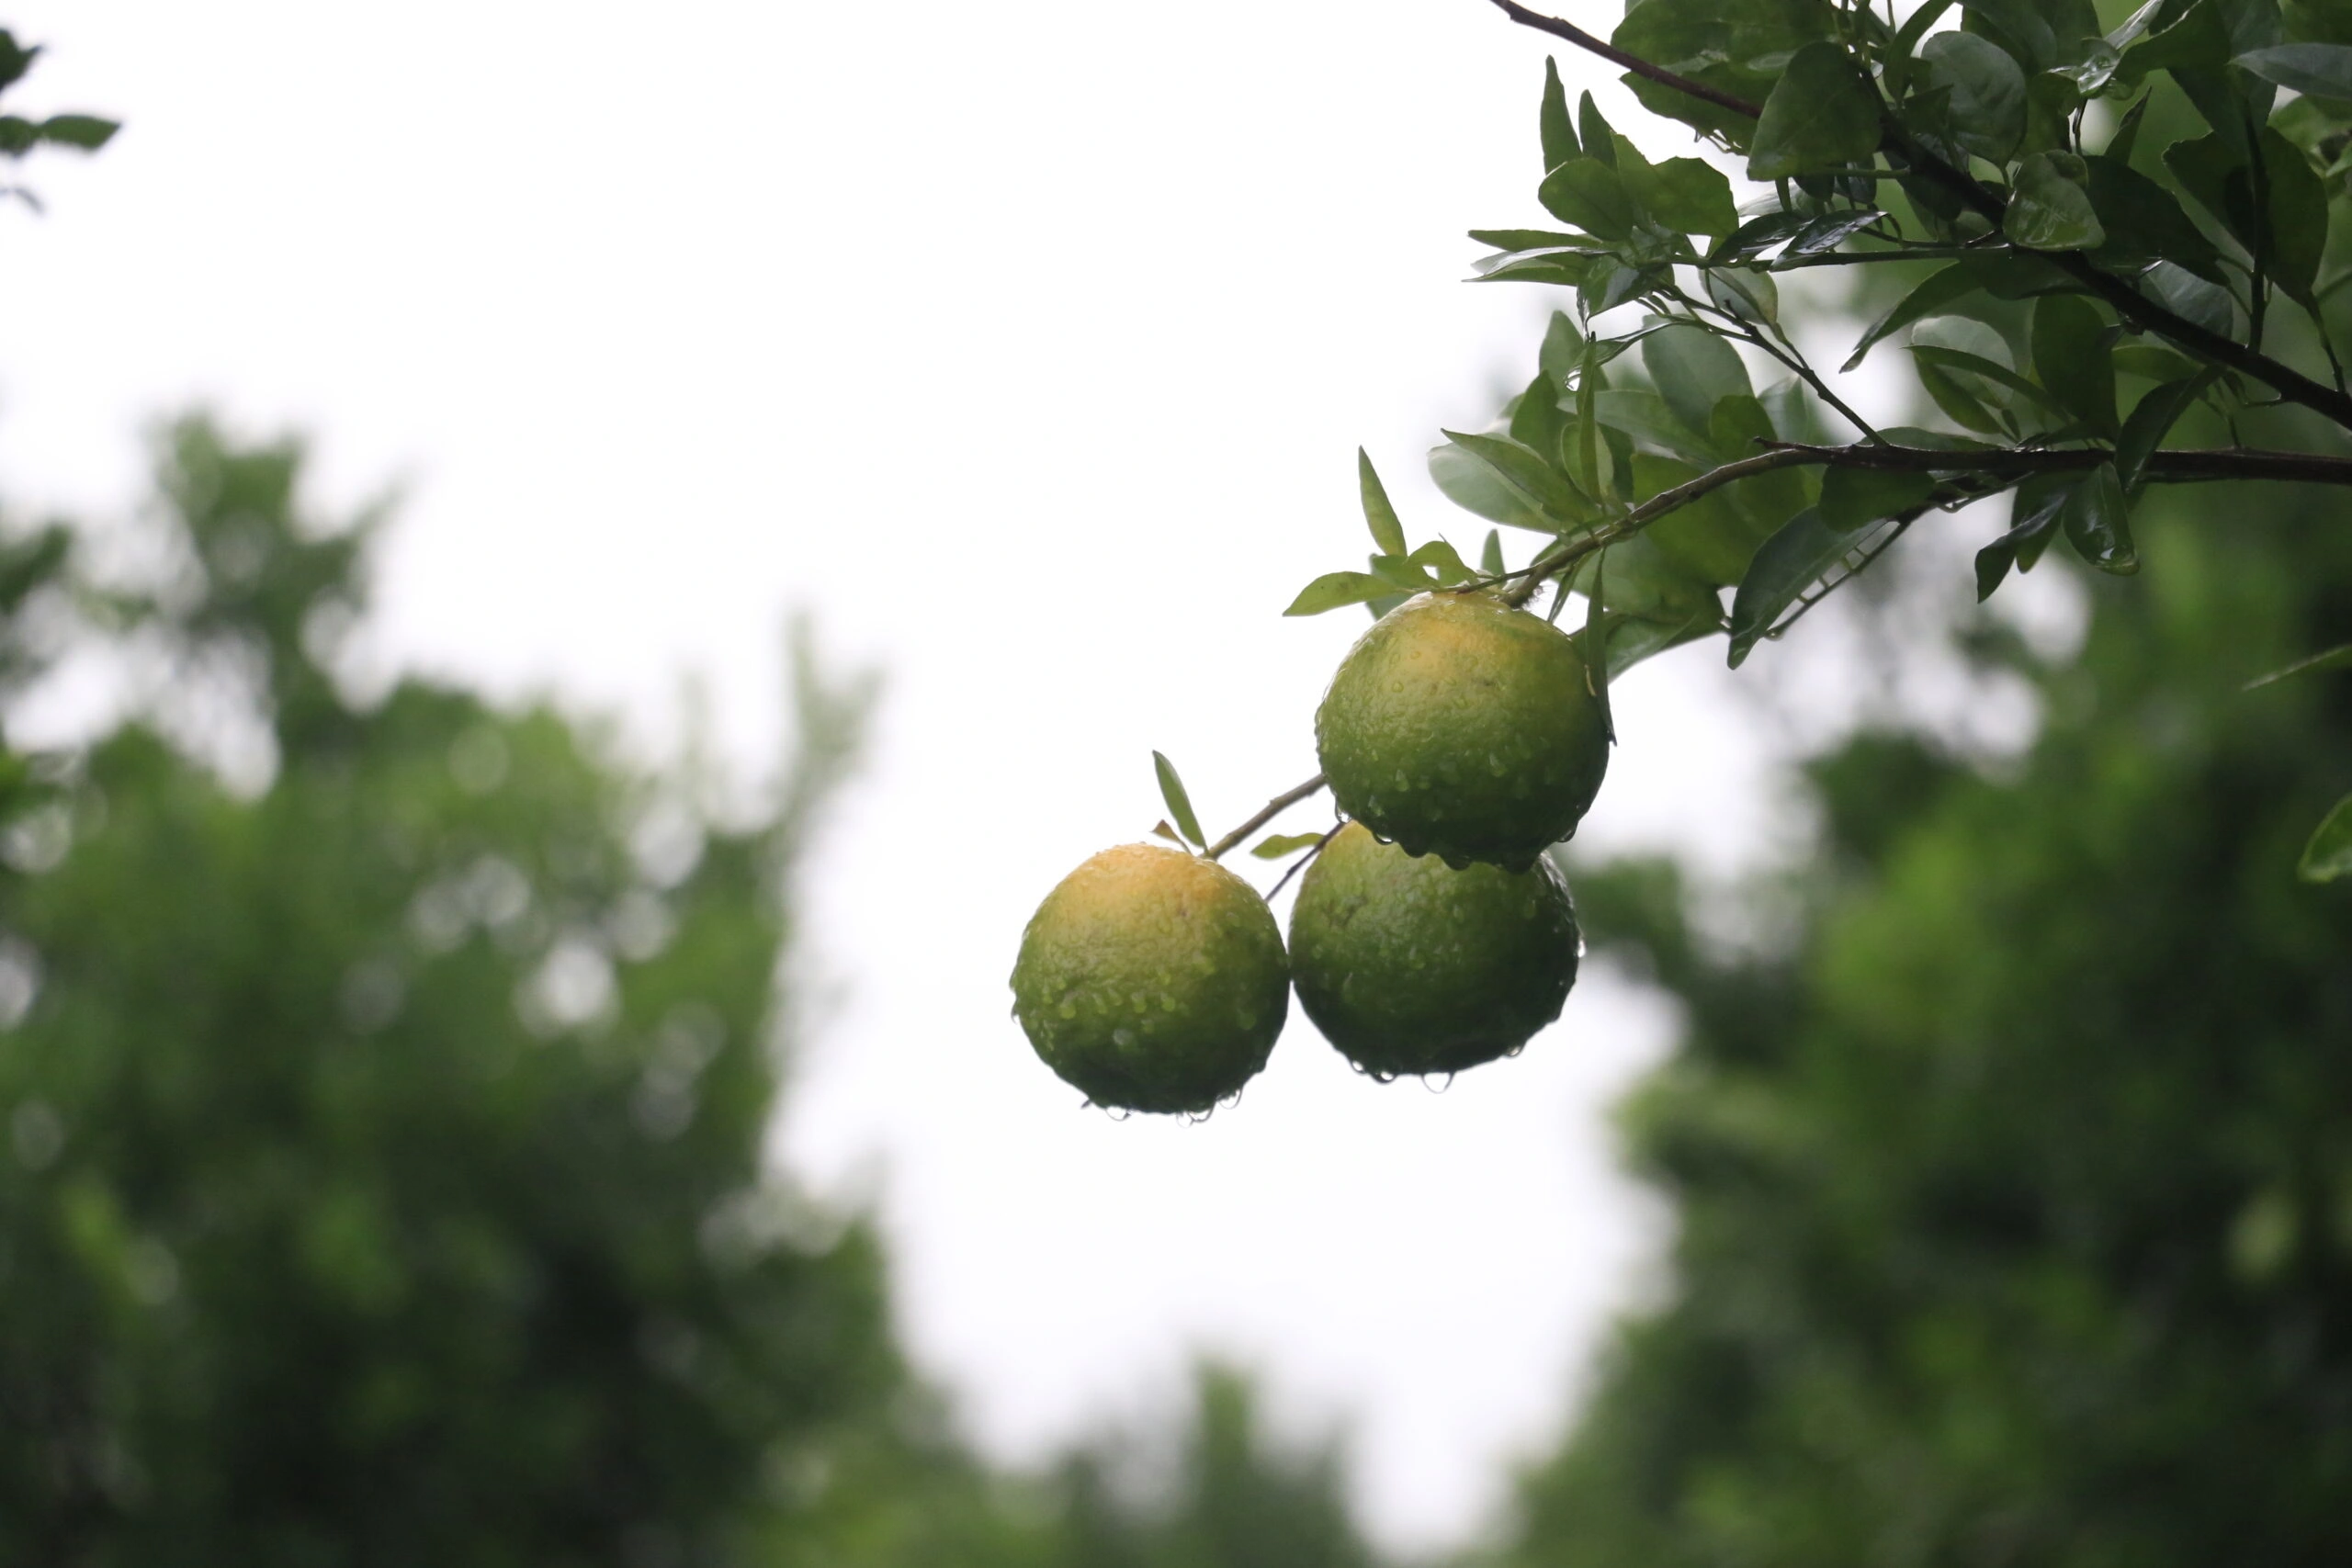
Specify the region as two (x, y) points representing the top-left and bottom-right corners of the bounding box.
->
(1264, 821), (1344, 903)
(1204, 773), (1328, 862)
(1492, 441), (2352, 609)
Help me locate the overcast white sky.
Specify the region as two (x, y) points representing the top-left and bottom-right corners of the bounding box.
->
(0, 2), (2036, 1551)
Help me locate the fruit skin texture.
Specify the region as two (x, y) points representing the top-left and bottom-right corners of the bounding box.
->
(1288, 821), (1578, 1078)
(1315, 591), (1609, 872)
(1010, 843), (1289, 1114)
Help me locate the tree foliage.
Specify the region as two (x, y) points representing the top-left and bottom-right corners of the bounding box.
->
(1501, 459), (2352, 1564)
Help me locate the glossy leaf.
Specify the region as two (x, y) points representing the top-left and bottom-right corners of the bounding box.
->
(2060, 460), (2136, 574)
(1748, 41), (1884, 181)
(2085, 155), (2228, 285)
(2235, 41), (2352, 99)
(1151, 751), (1205, 850)
(1283, 571), (1395, 617)
(2006, 152), (2106, 250)
(2115, 372), (2217, 492)
(1480, 528), (1505, 578)
(1357, 449), (1407, 557)
(1728, 508), (1849, 668)
(1973, 473), (2070, 600)
(2297, 792), (2352, 882)
(2031, 295), (2119, 437)
(1919, 31), (2028, 161)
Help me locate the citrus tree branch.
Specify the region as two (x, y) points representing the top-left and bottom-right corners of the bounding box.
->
(1485, 1), (1765, 120)
(1482, 3), (2352, 433)
(1497, 443), (2352, 609)
(1204, 773), (1328, 862)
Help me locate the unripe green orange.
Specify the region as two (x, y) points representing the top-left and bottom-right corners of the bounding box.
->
(1314, 591), (1608, 871)
(1010, 843), (1289, 1114)
(1288, 821), (1578, 1078)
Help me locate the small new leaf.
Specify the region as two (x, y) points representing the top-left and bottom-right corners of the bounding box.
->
(1250, 832), (1329, 861)
(1284, 571), (1396, 617)
(1358, 449), (1408, 557)
(1151, 751), (1206, 850)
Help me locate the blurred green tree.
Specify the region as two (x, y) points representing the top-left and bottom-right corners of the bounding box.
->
(1501, 484), (2352, 1562)
(0, 417), (898, 1567)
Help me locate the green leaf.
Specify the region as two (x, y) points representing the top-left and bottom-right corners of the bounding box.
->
(1911, 343), (2073, 421)
(1727, 509), (1850, 668)
(1911, 353), (2009, 434)
(1250, 831), (1329, 860)
(1589, 605), (1721, 679)
(1611, 0), (1838, 149)
(1919, 31), (2029, 161)
(1962, 0), (2063, 72)
(1578, 92), (1617, 168)
(1643, 324), (1752, 439)
(2142, 259), (2235, 336)
(2234, 41), (2352, 98)
(1283, 571), (1396, 617)
(1845, 263), (1986, 370)
(1356, 449), (1408, 557)
(1585, 549), (1616, 745)
(1748, 40), (1885, 181)
(1428, 434), (1570, 533)
(1540, 57), (1579, 171)
(1634, 454), (1779, 585)
(1819, 467), (1938, 534)
(1776, 209), (1888, 263)
(2115, 371), (2218, 491)
(2120, 0), (2236, 87)
(2085, 155), (2229, 285)
(1712, 211), (1813, 264)
(2060, 460), (2136, 573)
(2006, 151), (2107, 250)
(1708, 396), (1808, 529)
(1480, 528), (1506, 577)
(2260, 124), (2330, 307)
(2031, 295), (2120, 437)
(1151, 751), (1205, 850)
(2245, 641), (2352, 690)
(1973, 473), (2070, 600)
(1594, 389), (1719, 466)
(1620, 152), (1739, 238)
(2297, 792), (2352, 882)
(1408, 539), (1476, 586)
(1442, 429), (1587, 518)
(2113, 344), (2204, 381)
(0, 36), (33, 94)
(1537, 158), (1639, 241)
(35, 114), (118, 152)
(1889, 0), (1962, 95)
(1705, 267), (1780, 326)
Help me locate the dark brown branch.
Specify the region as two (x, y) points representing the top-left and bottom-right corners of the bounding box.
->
(1883, 133), (2352, 432)
(1486, 1), (1765, 122)
(1204, 773), (1328, 862)
(1767, 442), (2352, 486)
(1484, 3), (2352, 433)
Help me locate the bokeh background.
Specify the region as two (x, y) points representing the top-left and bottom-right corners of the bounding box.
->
(3, 4), (2348, 1566)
